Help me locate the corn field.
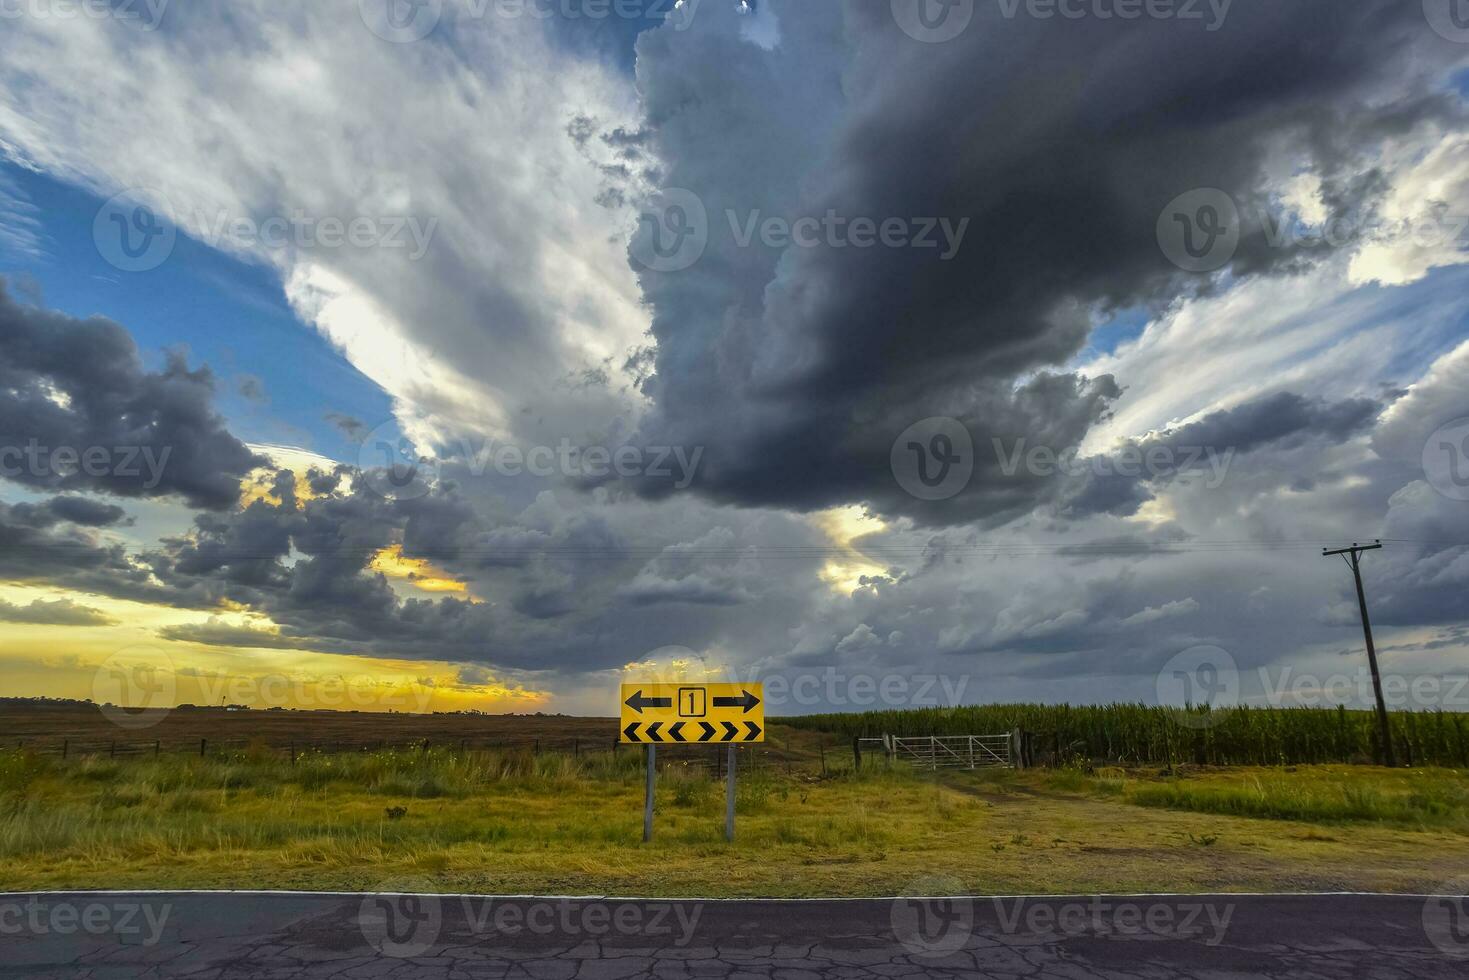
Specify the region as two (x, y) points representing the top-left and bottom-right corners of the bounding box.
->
(781, 704), (1469, 768)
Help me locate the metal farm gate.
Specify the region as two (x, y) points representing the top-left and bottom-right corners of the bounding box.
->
(856, 733), (1016, 770)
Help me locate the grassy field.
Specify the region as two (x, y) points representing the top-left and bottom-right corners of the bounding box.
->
(3, 735), (1468, 897)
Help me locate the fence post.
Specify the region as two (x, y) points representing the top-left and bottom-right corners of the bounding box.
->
(290, 741), (296, 766)
(200, 738), (207, 758)
(852, 736), (861, 771)
(110, 741), (116, 759)
(1009, 728), (1024, 770)
(62, 739), (68, 760)
(154, 740), (160, 758)
(819, 742), (827, 777)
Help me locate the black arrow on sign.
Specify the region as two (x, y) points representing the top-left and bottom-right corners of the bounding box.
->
(668, 722), (687, 742)
(720, 721), (739, 741)
(646, 721), (664, 742)
(623, 722), (640, 742)
(624, 690), (672, 714)
(712, 690), (761, 713)
(744, 721), (761, 741)
(697, 722), (716, 742)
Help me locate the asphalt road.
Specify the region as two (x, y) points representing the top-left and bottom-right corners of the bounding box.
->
(1, 891), (1466, 978)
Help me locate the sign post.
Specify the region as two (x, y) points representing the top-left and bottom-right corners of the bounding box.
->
(725, 744), (736, 841)
(620, 682), (764, 842)
(643, 744), (656, 843)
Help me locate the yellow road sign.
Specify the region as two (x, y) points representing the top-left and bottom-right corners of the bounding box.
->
(620, 682), (764, 743)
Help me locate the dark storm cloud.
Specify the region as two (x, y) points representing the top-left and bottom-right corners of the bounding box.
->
(0, 283), (264, 509)
(0, 596), (115, 626)
(628, 1), (1465, 526)
(9, 496), (130, 528)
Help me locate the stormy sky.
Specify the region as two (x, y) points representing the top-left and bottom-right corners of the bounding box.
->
(0, 0), (1466, 716)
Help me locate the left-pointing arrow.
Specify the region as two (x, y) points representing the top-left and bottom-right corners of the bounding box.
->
(625, 690), (673, 714)
(623, 722), (640, 742)
(668, 722), (687, 742)
(646, 721), (664, 742)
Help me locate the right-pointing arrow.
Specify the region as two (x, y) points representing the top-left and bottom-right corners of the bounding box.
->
(744, 721), (761, 741)
(712, 690), (761, 713)
(720, 721), (739, 742)
(697, 722), (716, 742)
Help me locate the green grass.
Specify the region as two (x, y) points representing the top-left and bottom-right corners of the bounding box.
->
(1022, 764), (1469, 832)
(7, 747), (1469, 896)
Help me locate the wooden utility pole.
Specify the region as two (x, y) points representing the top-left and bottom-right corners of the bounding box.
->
(1323, 541), (1394, 767)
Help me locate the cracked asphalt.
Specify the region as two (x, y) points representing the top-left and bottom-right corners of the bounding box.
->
(1, 892), (1466, 978)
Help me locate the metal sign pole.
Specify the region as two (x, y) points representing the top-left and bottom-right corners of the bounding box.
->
(644, 744), (656, 843)
(725, 743), (736, 841)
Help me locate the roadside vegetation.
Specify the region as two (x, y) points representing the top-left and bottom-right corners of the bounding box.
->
(4, 739), (1469, 896)
(786, 704), (1469, 767)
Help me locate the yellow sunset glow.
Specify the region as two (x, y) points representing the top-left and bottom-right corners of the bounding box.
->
(812, 506), (888, 594)
(370, 544), (470, 595)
